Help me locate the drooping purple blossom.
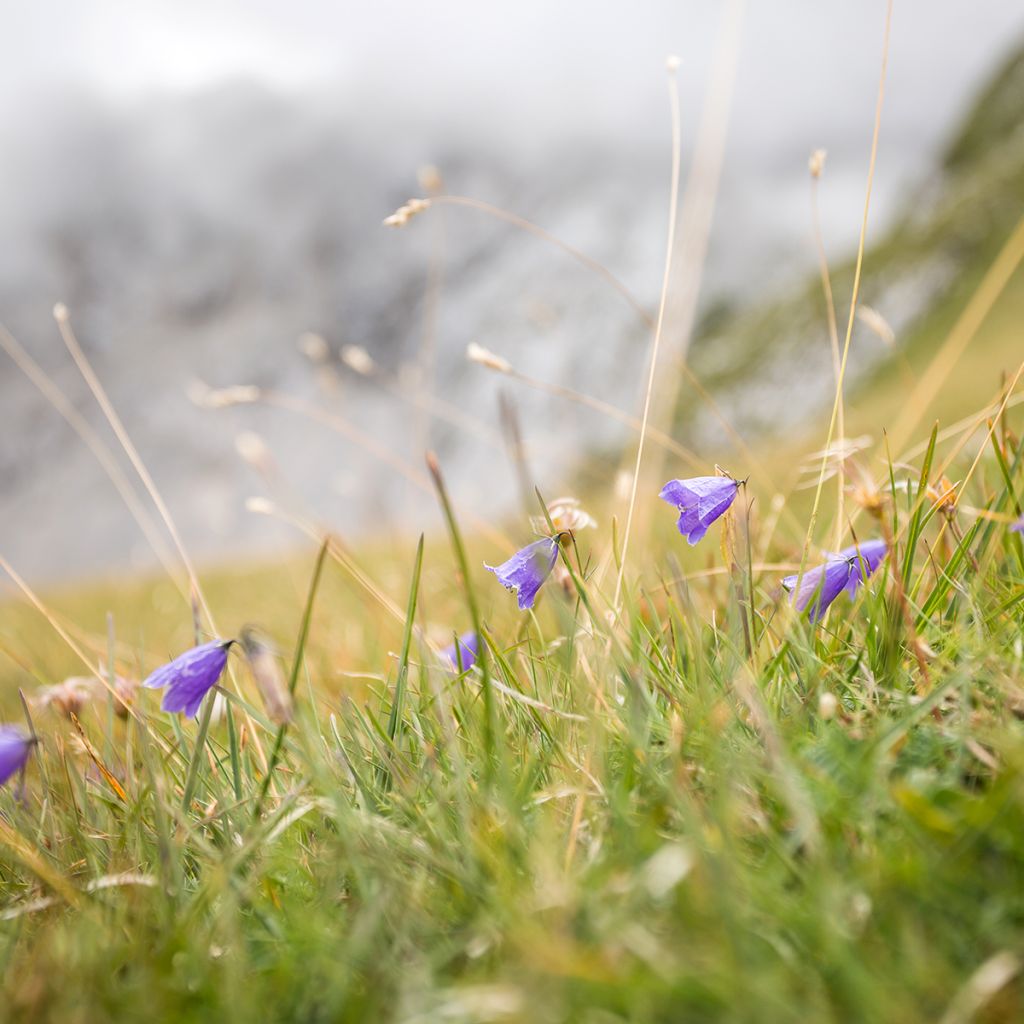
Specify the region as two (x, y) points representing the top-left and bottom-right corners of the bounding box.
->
(1010, 514), (1024, 535)
(485, 537), (560, 610)
(783, 539), (888, 623)
(659, 475), (741, 545)
(441, 631), (478, 673)
(782, 557), (854, 623)
(0, 727), (34, 785)
(839, 539), (889, 598)
(143, 639), (234, 718)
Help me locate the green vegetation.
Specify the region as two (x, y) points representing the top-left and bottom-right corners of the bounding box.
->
(0, 414), (1023, 1022)
(684, 41), (1024, 450)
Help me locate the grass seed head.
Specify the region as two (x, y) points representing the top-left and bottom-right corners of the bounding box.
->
(383, 197), (431, 227)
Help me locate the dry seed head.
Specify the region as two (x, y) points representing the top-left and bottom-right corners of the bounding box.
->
(849, 481), (886, 520)
(34, 677), (94, 717)
(856, 304), (895, 347)
(340, 345), (376, 376)
(239, 627), (293, 726)
(245, 496), (277, 516)
(847, 461), (886, 519)
(297, 332), (329, 363)
(614, 469), (633, 501)
(808, 148), (827, 179)
(818, 692), (838, 720)
(383, 197), (431, 228)
(189, 381), (260, 409)
(532, 496), (597, 535)
(417, 164), (443, 193)
(926, 475), (958, 519)
(466, 342), (512, 374)
(235, 431), (271, 469)
(35, 673), (137, 718)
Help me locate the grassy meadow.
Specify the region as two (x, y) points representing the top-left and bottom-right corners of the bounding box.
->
(2, 40), (1024, 1024)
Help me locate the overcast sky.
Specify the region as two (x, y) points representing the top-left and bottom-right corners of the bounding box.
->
(3, 2), (1024, 580)
(5, 2), (1024, 160)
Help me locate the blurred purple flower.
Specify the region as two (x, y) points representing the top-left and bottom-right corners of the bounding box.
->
(485, 537), (560, 610)
(0, 727), (34, 785)
(839, 539), (888, 598)
(782, 557), (853, 623)
(143, 639), (234, 718)
(441, 631), (478, 672)
(659, 475), (741, 545)
(1011, 514), (1024, 534)
(783, 539), (888, 622)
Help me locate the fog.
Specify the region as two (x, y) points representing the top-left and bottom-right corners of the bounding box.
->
(2, 1), (1022, 580)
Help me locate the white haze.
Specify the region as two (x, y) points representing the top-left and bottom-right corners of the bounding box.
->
(1, 1), (1022, 580)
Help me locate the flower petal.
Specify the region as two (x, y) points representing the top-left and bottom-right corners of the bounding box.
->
(144, 640), (233, 719)
(485, 538), (559, 610)
(659, 479), (700, 508)
(441, 631), (479, 672)
(784, 557), (852, 622)
(840, 539), (888, 598)
(0, 727), (33, 785)
(662, 476), (740, 545)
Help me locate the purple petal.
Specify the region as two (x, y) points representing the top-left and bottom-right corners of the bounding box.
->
(1010, 515), (1024, 535)
(485, 538), (559, 610)
(144, 639), (233, 719)
(659, 479), (701, 507)
(675, 505), (704, 541)
(660, 476), (734, 505)
(441, 631), (479, 673)
(783, 557), (852, 623)
(839, 539), (888, 598)
(695, 492), (739, 532)
(661, 476), (740, 545)
(684, 518), (711, 545)
(0, 727), (33, 785)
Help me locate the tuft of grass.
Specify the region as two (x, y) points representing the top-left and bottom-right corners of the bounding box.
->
(0, 403), (1022, 1023)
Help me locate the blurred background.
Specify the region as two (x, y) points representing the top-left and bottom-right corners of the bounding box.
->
(2, 0), (1024, 581)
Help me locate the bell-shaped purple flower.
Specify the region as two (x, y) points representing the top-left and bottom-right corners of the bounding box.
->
(143, 639), (234, 718)
(839, 539), (888, 598)
(782, 557), (854, 623)
(0, 727), (34, 785)
(485, 537), (560, 610)
(783, 539), (887, 622)
(659, 475), (741, 545)
(1011, 515), (1024, 534)
(441, 631), (478, 672)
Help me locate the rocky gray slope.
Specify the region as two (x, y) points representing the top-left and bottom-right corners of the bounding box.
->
(2, 34), (1023, 581)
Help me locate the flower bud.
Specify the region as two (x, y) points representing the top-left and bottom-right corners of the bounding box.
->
(239, 627), (293, 726)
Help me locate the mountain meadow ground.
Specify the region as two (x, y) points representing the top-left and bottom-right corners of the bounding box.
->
(3, 39), (1024, 1024)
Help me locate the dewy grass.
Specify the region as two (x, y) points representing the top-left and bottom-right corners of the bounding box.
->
(0, 396), (1022, 1022)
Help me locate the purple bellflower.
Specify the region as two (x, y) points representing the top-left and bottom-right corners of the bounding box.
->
(783, 539), (888, 622)
(659, 475), (741, 545)
(1010, 515), (1024, 534)
(840, 539), (888, 597)
(485, 537), (560, 610)
(441, 631), (478, 673)
(143, 639), (234, 718)
(0, 727), (34, 785)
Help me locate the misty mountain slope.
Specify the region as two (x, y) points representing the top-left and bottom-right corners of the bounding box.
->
(0, 85), (674, 580)
(678, 41), (1024, 452)
(2, 37), (1023, 581)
